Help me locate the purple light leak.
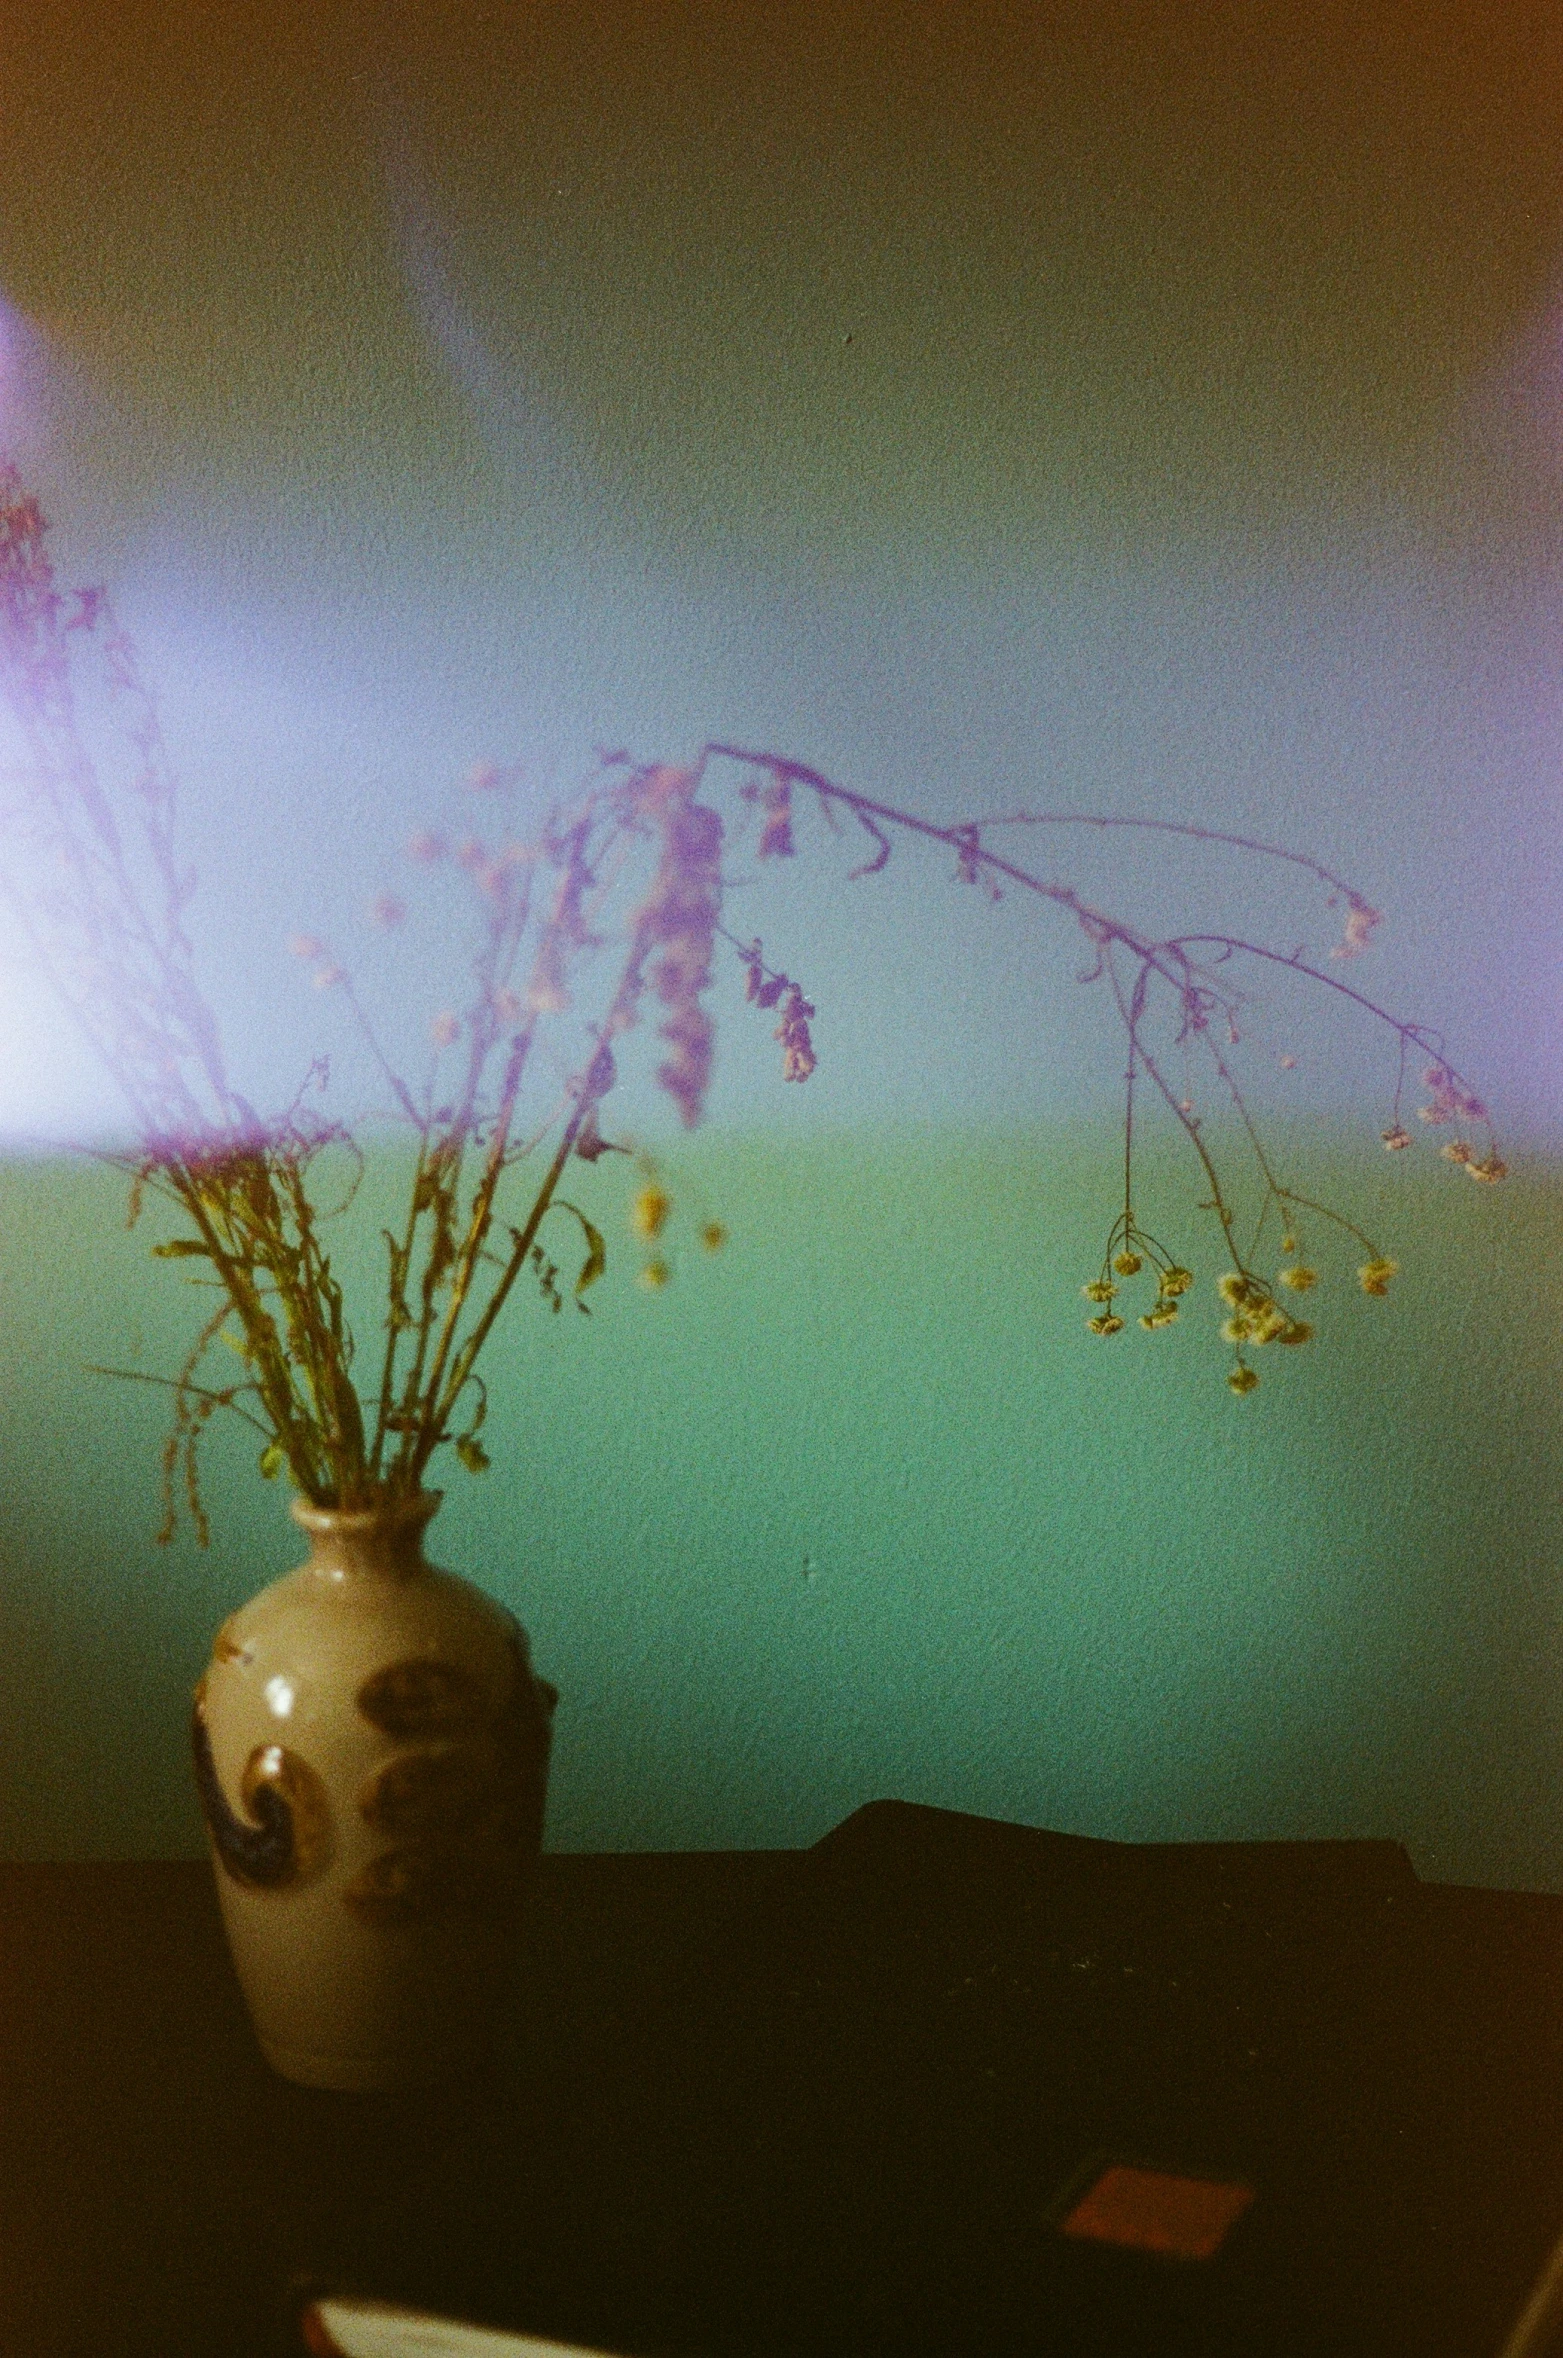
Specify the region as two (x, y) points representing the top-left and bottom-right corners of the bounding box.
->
(376, 113), (580, 490)
(0, 294), (48, 457)
(0, 317), (90, 1149)
(1459, 269), (1563, 1119)
(1466, 278), (1563, 478)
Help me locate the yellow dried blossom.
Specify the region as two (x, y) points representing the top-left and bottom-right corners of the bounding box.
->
(1381, 1126), (1412, 1151)
(1441, 1139), (1472, 1165)
(700, 1221), (728, 1251)
(638, 1257), (671, 1290)
(1466, 1156), (1508, 1184)
(1082, 1280), (1117, 1303)
(1113, 1251), (1143, 1276)
(1279, 1265), (1317, 1292)
(1087, 1313), (1125, 1335)
(1227, 1366), (1260, 1396)
(1159, 1267), (1193, 1297)
(632, 1184), (671, 1239)
(1357, 1256), (1398, 1296)
(1275, 1320), (1314, 1346)
(1140, 1307), (1177, 1330)
(1217, 1272), (1261, 1308)
(1220, 1317), (1252, 1345)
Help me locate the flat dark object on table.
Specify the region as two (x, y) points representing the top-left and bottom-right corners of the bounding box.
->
(291, 1802), (1563, 2358)
(5, 1804), (1563, 2357)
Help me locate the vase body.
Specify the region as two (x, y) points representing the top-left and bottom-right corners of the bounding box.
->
(193, 1492), (557, 2091)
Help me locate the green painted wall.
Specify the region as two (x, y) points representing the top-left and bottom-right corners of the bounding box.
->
(1, 1125), (1555, 1886)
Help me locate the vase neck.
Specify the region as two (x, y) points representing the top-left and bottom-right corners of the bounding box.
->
(289, 1493), (441, 1584)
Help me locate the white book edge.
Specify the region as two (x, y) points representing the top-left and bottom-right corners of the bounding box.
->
(306, 2293), (628, 2358)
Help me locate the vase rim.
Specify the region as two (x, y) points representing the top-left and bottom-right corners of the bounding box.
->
(288, 1489), (443, 1538)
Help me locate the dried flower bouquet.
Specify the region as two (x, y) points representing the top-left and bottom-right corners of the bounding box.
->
(0, 465), (1504, 1535)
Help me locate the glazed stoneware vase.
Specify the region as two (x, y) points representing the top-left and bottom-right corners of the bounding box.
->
(192, 1492), (557, 2091)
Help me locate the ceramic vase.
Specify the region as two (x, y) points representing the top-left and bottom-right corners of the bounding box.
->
(192, 1491), (557, 2092)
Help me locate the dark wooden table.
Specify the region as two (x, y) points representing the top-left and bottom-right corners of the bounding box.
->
(6, 1807), (1563, 2358)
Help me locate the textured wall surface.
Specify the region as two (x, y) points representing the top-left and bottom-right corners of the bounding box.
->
(1, 1127), (1555, 1886)
(0, 7), (1558, 1880)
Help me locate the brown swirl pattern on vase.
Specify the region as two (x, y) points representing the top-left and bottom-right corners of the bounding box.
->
(357, 1739), (501, 1837)
(341, 1839), (506, 1923)
(344, 1630), (557, 1926)
(191, 1690), (333, 1890)
(355, 1656), (488, 1740)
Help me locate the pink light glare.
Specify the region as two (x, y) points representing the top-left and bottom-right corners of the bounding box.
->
(0, 304), (20, 442)
(1467, 278), (1563, 479)
(0, 936), (127, 1147)
(0, 295), (47, 455)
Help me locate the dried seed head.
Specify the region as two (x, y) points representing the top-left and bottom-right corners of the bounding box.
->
(1330, 900), (1382, 959)
(632, 1185), (671, 1240)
